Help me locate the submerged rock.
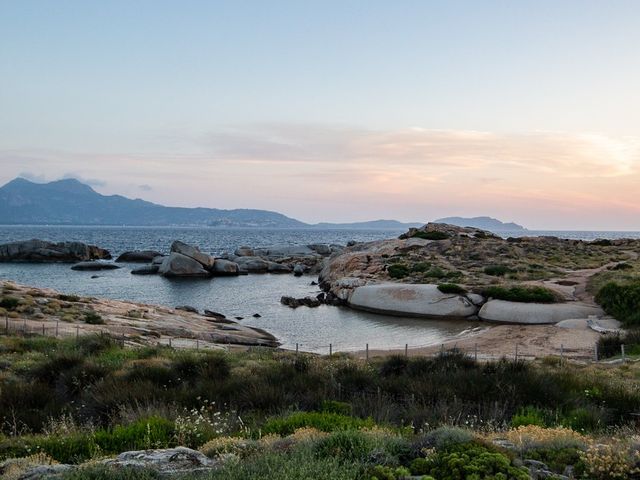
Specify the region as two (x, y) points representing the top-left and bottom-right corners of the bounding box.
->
(281, 296), (322, 308)
(176, 305), (199, 313)
(115, 250), (163, 263)
(131, 264), (160, 275)
(0, 239), (111, 263)
(293, 264), (305, 276)
(71, 261), (121, 271)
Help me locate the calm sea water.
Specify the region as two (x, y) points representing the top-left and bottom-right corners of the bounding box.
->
(0, 226), (638, 353)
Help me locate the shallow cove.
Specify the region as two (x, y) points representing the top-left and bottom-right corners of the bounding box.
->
(0, 262), (481, 353)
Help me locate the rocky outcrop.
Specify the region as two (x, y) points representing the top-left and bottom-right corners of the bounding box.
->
(170, 241), (215, 269)
(116, 250), (163, 262)
(158, 252), (210, 277)
(234, 256), (269, 273)
(101, 447), (218, 475)
(71, 261), (121, 271)
(349, 284), (478, 318)
(479, 300), (604, 324)
(0, 239), (111, 263)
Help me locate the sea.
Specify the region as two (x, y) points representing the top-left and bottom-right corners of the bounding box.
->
(1, 226), (639, 353)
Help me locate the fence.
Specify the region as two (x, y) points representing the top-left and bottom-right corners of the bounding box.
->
(1, 315), (630, 363)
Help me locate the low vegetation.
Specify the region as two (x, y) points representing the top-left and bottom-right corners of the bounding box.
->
(481, 285), (559, 303)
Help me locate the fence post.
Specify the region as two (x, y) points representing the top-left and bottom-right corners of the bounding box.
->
(23, 318), (27, 335)
(622, 344), (626, 362)
(5, 314), (8, 334)
(42, 323), (45, 335)
(474, 343), (478, 362)
(169, 337), (172, 348)
(76, 325), (79, 339)
(296, 343), (299, 355)
(440, 344), (444, 356)
(196, 339), (199, 350)
(55, 321), (59, 338)
(515, 344), (519, 362)
(329, 343), (332, 356)
(594, 343), (599, 362)
(560, 344), (564, 364)
(405, 343), (408, 357)
(366, 343), (369, 362)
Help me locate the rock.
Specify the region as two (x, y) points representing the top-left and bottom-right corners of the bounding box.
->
(280, 296), (322, 308)
(349, 284), (478, 318)
(158, 252), (211, 278)
(204, 309), (226, 319)
(176, 305), (199, 313)
(254, 245), (316, 258)
(479, 300), (604, 324)
(267, 262), (292, 274)
(307, 244), (332, 255)
(234, 316), (243, 320)
(71, 261), (121, 271)
(115, 250), (163, 263)
(91, 275), (100, 279)
(170, 241), (215, 269)
(293, 264), (305, 276)
(152, 255), (166, 265)
(211, 259), (240, 276)
(252, 313), (261, 318)
(11, 463), (73, 479)
(235, 256), (269, 273)
(234, 246), (254, 256)
(0, 239), (111, 263)
(131, 264), (160, 275)
(466, 293), (486, 306)
(101, 447), (217, 475)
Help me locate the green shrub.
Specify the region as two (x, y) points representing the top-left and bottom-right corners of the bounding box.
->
(595, 281), (640, 326)
(365, 465), (412, 480)
(411, 231), (450, 240)
(314, 430), (376, 461)
(61, 465), (161, 479)
(83, 311), (104, 325)
(482, 285), (558, 303)
(511, 406), (547, 427)
(387, 264), (409, 279)
(0, 433), (98, 464)
(612, 262), (633, 271)
(424, 267), (446, 279)
(94, 417), (175, 453)
(484, 265), (512, 277)
(562, 407), (607, 432)
(437, 283), (466, 294)
(410, 442), (529, 480)
(57, 294), (81, 302)
(411, 262), (431, 273)
(0, 296), (20, 310)
(422, 426), (475, 449)
(321, 400), (352, 416)
(261, 412), (375, 436)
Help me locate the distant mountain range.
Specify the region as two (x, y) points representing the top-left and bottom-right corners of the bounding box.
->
(0, 178), (422, 229)
(434, 216), (527, 231)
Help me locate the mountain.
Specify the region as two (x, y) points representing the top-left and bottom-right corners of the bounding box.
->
(314, 219), (422, 230)
(433, 216), (526, 232)
(0, 178), (306, 227)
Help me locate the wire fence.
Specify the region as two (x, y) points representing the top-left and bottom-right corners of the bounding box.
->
(1, 315), (630, 363)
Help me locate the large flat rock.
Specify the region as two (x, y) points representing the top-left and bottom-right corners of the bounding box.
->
(158, 252), (211, 277)
(0, 239), (111, 263)
(479, 300), (604, 324)
(349, 283), (477, 318)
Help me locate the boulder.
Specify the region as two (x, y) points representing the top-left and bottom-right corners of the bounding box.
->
(281, 296), (322, 308)
(349, 284), (478, 318)
(267, 262), (292, 274)
(131, 265), (160, 275)
(308, 244), (332, 255)
(211, 259), (240, 276)
(234, 256), (269, 273)
(234, 246), (254, 256)
(152, 255), (166, 265)
(101, 447), (217, 476)
(71, 261), (121, 271)
(478, 300), (604, 324)
(170, 241), (215, 269)
(253, 245), (316, 258)
(204, 309), (226, 320)
(158, 253), (211, 278)
(8, 463), (73, 479)
(293, 264), (305, 276)
(0, 239), (111, 263)
(116, 250), (163, 263)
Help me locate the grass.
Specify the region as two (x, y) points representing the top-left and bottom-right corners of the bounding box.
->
(409, 230), (450, 240)
(437, 283), (466, 294)
(595, 281), (640, 326)
(483, 265), (513, 277)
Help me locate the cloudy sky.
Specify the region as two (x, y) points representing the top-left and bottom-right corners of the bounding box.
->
(1, 0), (639, 229)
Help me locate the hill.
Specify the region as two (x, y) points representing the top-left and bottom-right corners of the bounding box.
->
(434, 216), (526, 232)
(0, 178), (306, 227)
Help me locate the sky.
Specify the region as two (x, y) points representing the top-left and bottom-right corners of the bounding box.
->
(1, 0), (639, 230)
